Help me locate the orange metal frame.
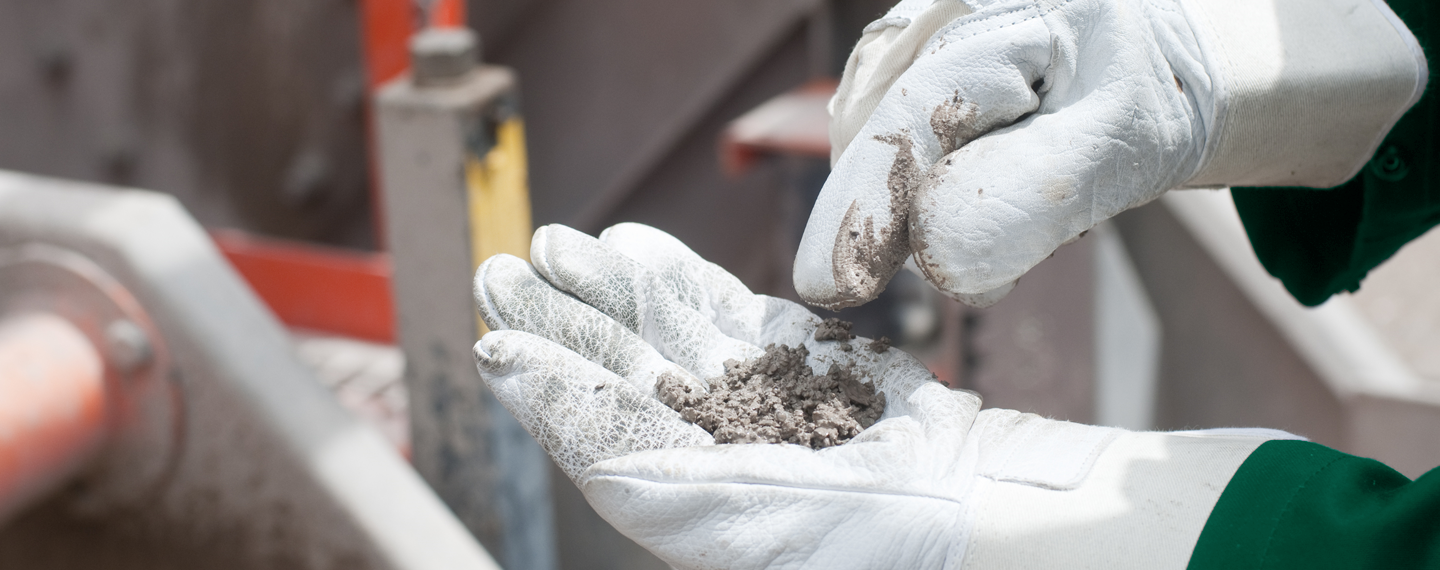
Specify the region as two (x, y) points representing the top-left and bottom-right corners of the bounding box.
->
(719, 78), (838, 176)
(360, 0), (465, 89)
(212, 230), (395, 344)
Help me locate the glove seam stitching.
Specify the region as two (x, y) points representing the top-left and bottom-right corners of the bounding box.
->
(935, 4), (1043, 45)
(945, 476), (988, 570)
(1034, 0), (1082, 17)
(1171, 0), (1227, 184)
(1153, 0), (1216, 185)
(584, 474), (971, 505)
(1143, 0), (1181, 17)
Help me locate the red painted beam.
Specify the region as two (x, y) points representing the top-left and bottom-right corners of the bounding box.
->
(359, 0), (417, 90)
(428, 0), (466, 29)
(719, 78), (838, 176)
(359, 0), (467, 90)
(212, 230), (395, 344)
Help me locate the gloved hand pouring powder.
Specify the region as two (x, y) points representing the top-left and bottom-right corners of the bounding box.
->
(796, 0), (1425, 309)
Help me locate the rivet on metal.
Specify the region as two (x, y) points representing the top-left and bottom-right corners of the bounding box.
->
(104, 319), (152, 374)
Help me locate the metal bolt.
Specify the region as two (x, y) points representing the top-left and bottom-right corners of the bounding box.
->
(410, 27), (480, 86)
(105, 320), (152, 374)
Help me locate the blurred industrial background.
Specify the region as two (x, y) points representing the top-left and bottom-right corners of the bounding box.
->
(1, 0), (1438, 569)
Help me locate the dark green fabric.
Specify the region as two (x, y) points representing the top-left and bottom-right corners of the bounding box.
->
(1188, 440), (1440, 570)
(1232, 0), (1440, 306)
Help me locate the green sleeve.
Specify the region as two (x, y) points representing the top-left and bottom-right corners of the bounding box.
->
(1188, 440), (1440, 569)
(1231, 0), (1440, 306)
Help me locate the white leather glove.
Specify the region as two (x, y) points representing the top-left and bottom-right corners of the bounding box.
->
(797, 0), (1427, 309)
(473, 223), (1299, 569)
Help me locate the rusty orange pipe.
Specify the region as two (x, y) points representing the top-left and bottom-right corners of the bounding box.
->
(0, 312), (107, 524)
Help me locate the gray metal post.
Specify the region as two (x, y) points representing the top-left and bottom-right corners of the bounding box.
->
(374, 28), (556, 570)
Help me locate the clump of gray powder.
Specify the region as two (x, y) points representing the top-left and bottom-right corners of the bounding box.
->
(656, 343), (886, 449)
(813, 318), (856, 342)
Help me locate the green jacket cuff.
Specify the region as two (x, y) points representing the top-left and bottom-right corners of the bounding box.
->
(1232, 0), (1440, 306)
(1189, 440), (1440, 569)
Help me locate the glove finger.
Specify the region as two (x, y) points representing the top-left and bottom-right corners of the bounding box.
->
(474, 330), (714, 483)
(529, 224), (761, 380)
(909, 79), (1198, 297)
(796, 10), (1052, 309)
(951, 279), (1016, 308)
(475, 253), (702, 395)
(597, 222), (819, 348)
(829, 0), (975, 164)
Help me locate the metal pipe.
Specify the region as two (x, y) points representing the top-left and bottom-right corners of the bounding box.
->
(0, 312), (107, 524)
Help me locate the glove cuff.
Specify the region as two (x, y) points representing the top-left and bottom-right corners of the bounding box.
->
(958, 430), (1277, 570)
(1182, 0), (1427, 189)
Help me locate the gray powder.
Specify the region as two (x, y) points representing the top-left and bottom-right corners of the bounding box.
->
(656, 343), (886, 449)
(813, 318), (855, 342)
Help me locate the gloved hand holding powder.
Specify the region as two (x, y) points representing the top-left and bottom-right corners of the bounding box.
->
(471, 223), (1308, 570)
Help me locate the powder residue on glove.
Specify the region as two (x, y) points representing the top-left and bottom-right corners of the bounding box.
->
(813, 318), (856, 342)
(656, 343), (885, 449)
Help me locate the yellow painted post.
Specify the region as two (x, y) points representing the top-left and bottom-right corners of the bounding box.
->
(465, 117), (532, 338)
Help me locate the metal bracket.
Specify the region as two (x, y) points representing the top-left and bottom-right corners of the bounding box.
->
(0, 243), (180, 517)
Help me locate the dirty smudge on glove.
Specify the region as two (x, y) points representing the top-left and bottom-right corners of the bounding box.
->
(826, 94), (982, 310)
(828, 131), (921, 310)
(655, 340), (886, 449)
(929, 90), (981, 156)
